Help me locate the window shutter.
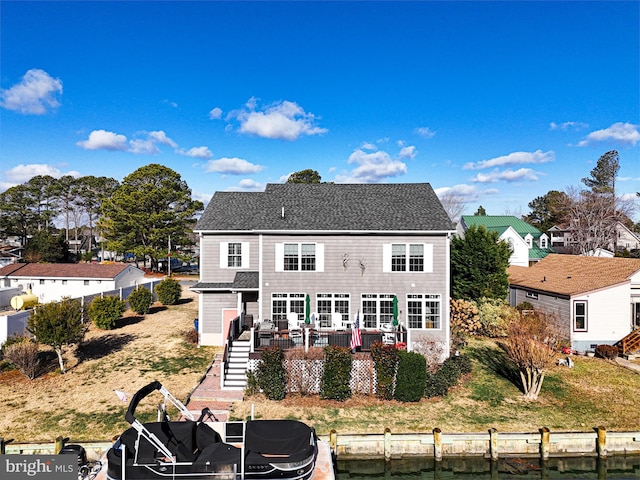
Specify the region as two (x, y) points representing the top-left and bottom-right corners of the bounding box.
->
(382, 244), (391, 272)
(220, 242), (228, 268)
(424, 243), (433, 273)
(275, 243), (284, 272)
(316, 243), (324, 272)
(241, 242), (250, 268)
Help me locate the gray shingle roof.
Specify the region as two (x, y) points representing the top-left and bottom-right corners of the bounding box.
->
(192, 271), (259, 291)
(195, 183), (455, 232)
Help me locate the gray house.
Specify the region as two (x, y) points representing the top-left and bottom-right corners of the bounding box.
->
(191, 183), (456, 354)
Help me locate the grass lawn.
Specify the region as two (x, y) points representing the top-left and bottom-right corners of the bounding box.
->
(1, 286), (639, 443)
(232, 338), (640, 436)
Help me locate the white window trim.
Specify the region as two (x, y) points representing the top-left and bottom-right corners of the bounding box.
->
(407, 293), (442, 330)
(573, 300), (588, 332)
(220, 241), (250, 269)
(275, 242), (324, 272)
(383, 243), (433, 273)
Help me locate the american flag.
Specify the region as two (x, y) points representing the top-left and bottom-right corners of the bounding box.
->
(350, 311), (362, 351)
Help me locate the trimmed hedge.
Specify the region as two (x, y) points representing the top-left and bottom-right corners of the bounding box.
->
(256, 346), (287, 400)
(320, 346), (352, 401)
(394, 350), (426, 402)
(371, 342), (399, 400)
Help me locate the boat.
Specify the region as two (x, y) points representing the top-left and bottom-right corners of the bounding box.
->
(105, 381), (323, 480)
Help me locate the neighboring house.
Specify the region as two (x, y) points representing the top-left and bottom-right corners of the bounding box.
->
(191, 183), (456, 354)
(0, 262), (146, 303)
(549, 221), (640, 254)
(507, 254), (640, 352)
(457, 215), (553, 267)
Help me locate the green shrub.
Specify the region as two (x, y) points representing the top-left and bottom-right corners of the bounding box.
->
(448, 354), (473, 376)
(155, 278), (182, 305)
(394, 351), (426, 402)
(256, 346), (287, 400)
(128, 285), (153, 314)
(89, 295), (127, 330)
(595, 344), (618, 360)
(320, 346), (352, 401)
(371, 342), (399, 400)
(424, 355), (468, 398)
(245, 370), (260, 397)
(424, 370), (449, 398)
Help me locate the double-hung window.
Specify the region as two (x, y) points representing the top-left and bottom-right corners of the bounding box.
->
(407, 294), (441, 329)
(228, 243), (242, 267)
(384, 243), (432, 272)
(220, 241), (249, 268)
(276, 243), (324, 272)
(573, 300), (587, 331)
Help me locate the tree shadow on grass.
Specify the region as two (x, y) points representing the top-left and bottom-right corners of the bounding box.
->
(466, 343), (522, 390)
(76, 334), (137, 362)
(118, 315), (145, 327)
(149, 305), (167, 314)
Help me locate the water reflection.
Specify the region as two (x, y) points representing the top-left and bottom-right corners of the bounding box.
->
(336, 455), (640, 479)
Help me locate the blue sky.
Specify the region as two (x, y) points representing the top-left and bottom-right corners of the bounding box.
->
(1, 1), (639, 220)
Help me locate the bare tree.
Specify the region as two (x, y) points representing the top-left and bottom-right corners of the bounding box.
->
(501, 311), (566, 401)
(438, 191), (466, 223)
(564, 186), (634, 255)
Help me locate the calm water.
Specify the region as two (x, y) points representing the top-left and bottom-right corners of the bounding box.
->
(336, 456), (640, 479)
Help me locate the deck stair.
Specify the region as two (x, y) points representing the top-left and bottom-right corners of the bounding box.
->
(616, 329), (640, 356)
(223, 339), (250, 389)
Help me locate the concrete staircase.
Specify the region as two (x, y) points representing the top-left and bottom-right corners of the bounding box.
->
(223, 339), (250, 389)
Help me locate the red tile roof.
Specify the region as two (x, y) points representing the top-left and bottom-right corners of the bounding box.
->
(507, 254), (640, 296)
(0, 262), (140, 279)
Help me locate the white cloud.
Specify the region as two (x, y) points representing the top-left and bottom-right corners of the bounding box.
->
(226, 179), (264, 192)
(178, 146), (213, 159)
(399, 145), (417, 160)
(209, 107), (223, 120)
(471, 168), (539, 183)
(549, 121), (588, 131)
(577, 122), (640, 146)
(414, 127), (436, 138)
(77, 129), (178, 154)
(361, 142), (377, 151)
(3, 163), (80, 185)
(77, 130), (129, 151)
(335, 148), (407, 183)
(204, 157), (264, 175)
(463, 150), (555, 170)
(232, 98), (327, 140)
(0, 69), (63, 115)
(434, 184), (480, 202)
(148, 130), (178, 148)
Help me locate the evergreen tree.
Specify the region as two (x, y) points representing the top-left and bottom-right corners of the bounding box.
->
(451, 225), (511, 301)
(27, 298), (86, 374)
(98, 164), (203, 270)
(286, 169), (322, 184)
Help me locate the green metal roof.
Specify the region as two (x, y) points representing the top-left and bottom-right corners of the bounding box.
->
(461, 215), (542, 238)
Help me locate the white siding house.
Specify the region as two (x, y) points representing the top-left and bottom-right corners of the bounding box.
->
(0, 263), (146, 304)
(508, 254), (640, 352)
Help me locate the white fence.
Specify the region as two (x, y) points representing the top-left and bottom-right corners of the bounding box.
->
(0, 279), (162, 347)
